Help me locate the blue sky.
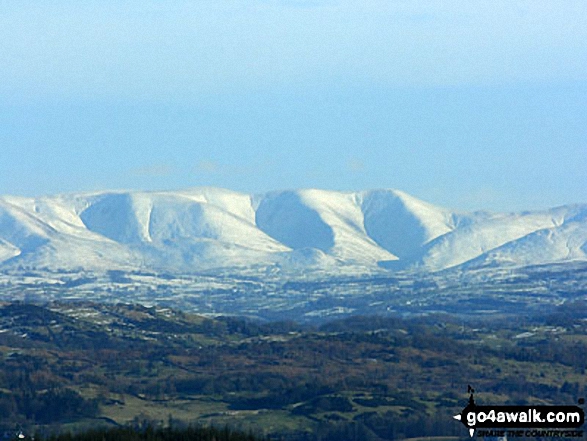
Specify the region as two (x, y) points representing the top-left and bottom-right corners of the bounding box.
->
(1, 0), (586, 211)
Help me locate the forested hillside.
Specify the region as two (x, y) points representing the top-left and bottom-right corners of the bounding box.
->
(0, 301), (585, 440)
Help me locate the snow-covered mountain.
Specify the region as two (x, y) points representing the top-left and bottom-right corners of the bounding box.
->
(0, 188), (585, 275)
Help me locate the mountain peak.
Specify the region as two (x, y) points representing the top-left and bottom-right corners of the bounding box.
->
(0, 188), (585, 275)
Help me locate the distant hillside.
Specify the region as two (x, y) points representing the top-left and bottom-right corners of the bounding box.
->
(0, 187), (585, 275)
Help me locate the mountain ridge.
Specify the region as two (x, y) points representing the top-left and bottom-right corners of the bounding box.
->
(0, 187), (585, 275)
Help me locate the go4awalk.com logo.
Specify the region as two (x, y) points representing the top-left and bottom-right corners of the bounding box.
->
(454, 386), (585, 438)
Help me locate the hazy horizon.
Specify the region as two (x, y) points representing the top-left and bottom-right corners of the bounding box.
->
(1, 1), (586, 212)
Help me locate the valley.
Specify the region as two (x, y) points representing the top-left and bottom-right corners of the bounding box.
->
(1, 261), (585, 323)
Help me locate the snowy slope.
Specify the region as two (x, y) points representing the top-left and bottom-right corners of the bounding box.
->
(0, 195), (140, 271)
(0, 188), (585, 274)
(256, 189), (398, 265)
(460, 205), (587, 269)
(361, 189), (455, 261)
